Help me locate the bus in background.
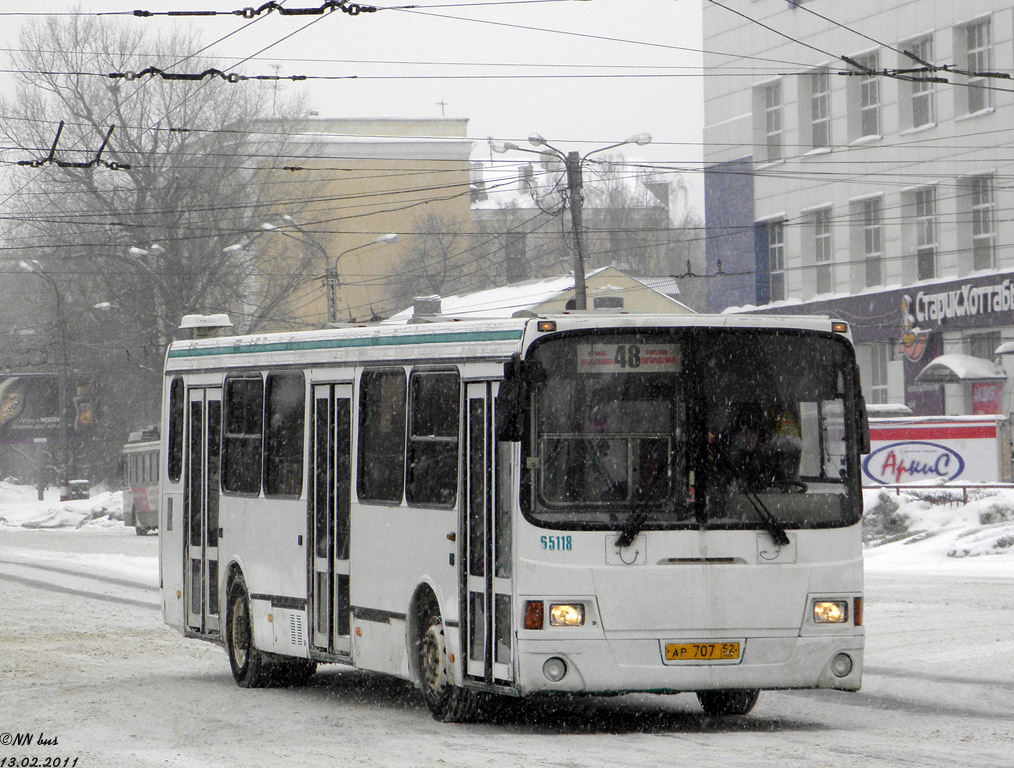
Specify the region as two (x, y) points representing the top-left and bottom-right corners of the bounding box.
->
(159, 313), (869, 722)
(121, 425), (159, 535)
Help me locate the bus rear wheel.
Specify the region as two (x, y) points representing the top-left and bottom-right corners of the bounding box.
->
(226, 575), (271, 688)
(696, 689), (760, 716)
(417, 609), (478, 722)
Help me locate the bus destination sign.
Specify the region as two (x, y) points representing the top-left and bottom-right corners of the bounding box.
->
(576, 343), (680, 373)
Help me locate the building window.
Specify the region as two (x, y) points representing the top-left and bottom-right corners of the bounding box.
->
(967, 331), (1001, 361)
(767, 220), (785, 302)
(764, 81), (782, 161)
(813, 207), (833, 294)
(862, 197), (883, 287)
(754, 80), (783, 163)
(914, 187), (937, 280)
(810, 69), (831, 149)
(906, 35), (935, 128)
(848, 52), (881, 139)
(970, 174), (995, 271)
(963, 18), (992, 114)
(593, 296), (624, 309)
(869, 343), (891, 404)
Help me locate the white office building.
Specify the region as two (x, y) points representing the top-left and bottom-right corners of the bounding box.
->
(703, 0), (1014, 416)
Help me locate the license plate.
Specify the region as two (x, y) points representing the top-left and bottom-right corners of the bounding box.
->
(663, 641), (741, 663)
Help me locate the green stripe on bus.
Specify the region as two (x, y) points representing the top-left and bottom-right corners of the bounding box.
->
(167, 329), (524, 358)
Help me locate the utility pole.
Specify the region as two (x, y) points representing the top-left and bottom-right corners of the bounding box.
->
(19, 260), (71, 497)
(492, 132), (651, 313)
(325, 265), (339, 324)
(565, 150), (588, 310)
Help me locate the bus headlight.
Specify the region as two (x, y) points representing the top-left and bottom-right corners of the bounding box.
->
(549, 603), (585, 627)
(813, 600), (848, 624)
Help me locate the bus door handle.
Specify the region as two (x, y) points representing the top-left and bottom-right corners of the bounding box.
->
(218, 527), (223, 539)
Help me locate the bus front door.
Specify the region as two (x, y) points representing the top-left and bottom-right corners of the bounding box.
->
(184, 387), (222, 636)
(309, 383), (352, 657)
(463, 381), (514, 686)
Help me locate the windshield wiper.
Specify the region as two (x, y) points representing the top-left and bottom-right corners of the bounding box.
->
(613, 468), (672, 548)
(710, 454), (791, 546)
(615, 507), (649, 549)
(742, 490), (791, 546)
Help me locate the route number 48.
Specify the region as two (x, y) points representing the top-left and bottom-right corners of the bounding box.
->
(613, 344), (641, 369)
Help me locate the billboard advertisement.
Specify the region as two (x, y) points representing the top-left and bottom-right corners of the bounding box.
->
(862, 416), (1011, 485)
(0, 374), (96, 443)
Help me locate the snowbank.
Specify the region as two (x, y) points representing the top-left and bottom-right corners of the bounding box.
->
(0, 480), (124, 530)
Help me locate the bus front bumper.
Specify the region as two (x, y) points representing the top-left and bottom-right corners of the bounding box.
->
(513, 634), (864, 695)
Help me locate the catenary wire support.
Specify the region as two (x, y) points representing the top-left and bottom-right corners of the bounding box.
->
(130, 1), (377, 18)
(17, 122), (130, 170)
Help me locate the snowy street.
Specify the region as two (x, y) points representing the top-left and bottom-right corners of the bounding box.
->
(1, 485), (1013, 767)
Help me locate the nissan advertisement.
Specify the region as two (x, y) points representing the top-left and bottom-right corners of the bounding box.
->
(0, 374), (95, 443)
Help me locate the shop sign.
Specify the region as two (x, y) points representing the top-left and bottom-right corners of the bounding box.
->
(863, 441), (964, 484)
(863, 418), (1003, 484)
(971, 381), (1003, 415)
(914, 279), (1014, 326)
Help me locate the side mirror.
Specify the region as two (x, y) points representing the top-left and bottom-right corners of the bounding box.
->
(858, 396), (871, 455)
(495, 354), (544, 441)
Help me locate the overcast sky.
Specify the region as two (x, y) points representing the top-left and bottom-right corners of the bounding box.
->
(2, 0), (705, 211)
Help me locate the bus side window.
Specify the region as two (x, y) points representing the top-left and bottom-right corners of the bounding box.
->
(167, 377), (184, 483)
(406, 371), (459, 507)
(222, 376), (264, 495)
(264, 371), (305, 498)
(358, 369), (407, 504)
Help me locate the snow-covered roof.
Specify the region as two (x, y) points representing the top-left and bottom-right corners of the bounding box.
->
(383, 267), (697, 323)
(914, 354), (1007, 383)
(633, 276), (681, 297)
(383, 272), (587, 322)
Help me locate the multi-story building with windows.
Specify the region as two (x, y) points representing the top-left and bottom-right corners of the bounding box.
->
(703, 1), (1014, 416)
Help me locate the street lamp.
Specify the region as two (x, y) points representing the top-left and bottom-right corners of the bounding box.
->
(332, 233), (399, 324)
(18, 259), (71, 498)
(124, 244), (168, 348)
(493, 132), (652, 309)
(232, 218), (335, 322)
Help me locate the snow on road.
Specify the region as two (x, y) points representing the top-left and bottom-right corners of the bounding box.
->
(2, 481), (1013, 767)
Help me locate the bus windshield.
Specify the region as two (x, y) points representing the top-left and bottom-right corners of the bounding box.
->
(524, 329), (862, 533)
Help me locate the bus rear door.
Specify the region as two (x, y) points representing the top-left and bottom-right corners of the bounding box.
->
(463, 381), (514, 687)
(184, 387), (222, 636)
(309, 383), (353, 657)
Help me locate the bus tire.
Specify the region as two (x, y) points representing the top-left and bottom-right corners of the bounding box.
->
(226, 575), (271, 688)
(696, 689), (760, 716)
(417, 608), (478, 722)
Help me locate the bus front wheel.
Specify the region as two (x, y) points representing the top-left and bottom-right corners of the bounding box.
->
(696, 689), (760, 716)
(226, 575), (271, 688)
(417, 608), (478, 722)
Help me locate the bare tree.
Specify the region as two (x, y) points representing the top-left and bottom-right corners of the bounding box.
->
(396, 211), (471, 298)
(0, 14), (310, 479)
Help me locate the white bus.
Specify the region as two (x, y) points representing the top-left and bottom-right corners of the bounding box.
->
(159, 313), (869, 721)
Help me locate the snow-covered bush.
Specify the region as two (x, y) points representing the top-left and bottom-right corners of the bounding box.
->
(862, 490), (913, 545)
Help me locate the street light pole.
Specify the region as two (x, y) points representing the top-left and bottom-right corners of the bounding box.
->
(331, 233), (399, 323)
(493, 132), (651, 310)
(19, 260), (71, 496)
(259, 219), (335, 322)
